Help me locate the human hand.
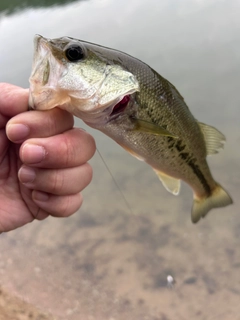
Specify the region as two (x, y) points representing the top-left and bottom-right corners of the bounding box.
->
(0, 83), (96, 232)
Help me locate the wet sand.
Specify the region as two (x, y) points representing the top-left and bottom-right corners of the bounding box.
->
(0, 286), (53, 320)
(0, 127), (239, 320)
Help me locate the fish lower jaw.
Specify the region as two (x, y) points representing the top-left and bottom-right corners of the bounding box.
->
(29, 87), (71, 111)
(80, 108), (112, 127)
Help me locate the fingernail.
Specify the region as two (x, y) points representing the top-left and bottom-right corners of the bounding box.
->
(21, 144), (46, 164)
(33, 191), (49, 202)
(18, 166), (36, 184)
(7, 124), (30, 142)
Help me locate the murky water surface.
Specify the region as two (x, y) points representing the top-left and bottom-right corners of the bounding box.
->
(0, 0), (239, 319)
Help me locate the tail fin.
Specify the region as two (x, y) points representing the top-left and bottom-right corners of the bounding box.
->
(191, 184), (233, 223)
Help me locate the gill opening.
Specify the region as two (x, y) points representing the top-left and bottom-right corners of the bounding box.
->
(96, 148), (133, 215)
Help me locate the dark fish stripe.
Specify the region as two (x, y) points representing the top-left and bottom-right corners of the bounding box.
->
(138, 100), (212, 195)
(178, 152), (211, 196)
(175, 140), (186, 152)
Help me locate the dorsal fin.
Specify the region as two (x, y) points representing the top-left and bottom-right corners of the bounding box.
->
(198, 122), (226, 155)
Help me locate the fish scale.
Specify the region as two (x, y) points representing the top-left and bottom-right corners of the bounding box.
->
(29, 35), (233, 223)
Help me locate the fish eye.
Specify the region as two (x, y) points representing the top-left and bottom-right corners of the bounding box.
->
(65, 45), (85, 62)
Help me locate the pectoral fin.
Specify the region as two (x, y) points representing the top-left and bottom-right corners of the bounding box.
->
(131, 118), (176, 138)
(153, 169), (181, 195)
(198, 122), (226, 155)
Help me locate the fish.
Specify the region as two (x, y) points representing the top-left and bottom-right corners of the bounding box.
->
(29, 35), (233, 223)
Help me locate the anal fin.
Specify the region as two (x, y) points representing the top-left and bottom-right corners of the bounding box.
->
(153, 169), (181, 195)
(117, 143), (181, 196)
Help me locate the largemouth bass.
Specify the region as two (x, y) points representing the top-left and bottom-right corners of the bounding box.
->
(29, 35), (233, 223)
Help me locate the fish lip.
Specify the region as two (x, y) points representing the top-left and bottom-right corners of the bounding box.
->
(29, 36), (51, 107)
(29, 35), (70, 110)
(30, 35), (139, 119)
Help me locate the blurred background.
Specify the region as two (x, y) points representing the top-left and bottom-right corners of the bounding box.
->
(0, 0), (239, 319)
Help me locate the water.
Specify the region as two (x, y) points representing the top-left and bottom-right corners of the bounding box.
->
(0, 0), (239, 319)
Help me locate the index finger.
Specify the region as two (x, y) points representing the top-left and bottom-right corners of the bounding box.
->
(0, 83), (29, 117)
(20, 128), (96, 168)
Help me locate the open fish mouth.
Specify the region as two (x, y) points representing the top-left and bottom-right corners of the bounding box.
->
(110, 95), (130, 115)
(29, 35), (140, 125)
(108, 95), (131, 121)
(79, 94), (133, 127)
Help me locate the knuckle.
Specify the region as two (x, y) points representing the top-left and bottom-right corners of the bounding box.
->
(61, 195), (71, 216)
(75, 129), (96, 160)
(43, 109), (73, 137)
(51, 170), (65, 193)
(58, 136), (76, 167)
(64, 137), (77, 167)
(57, 129), (96, 167)
(60, 193), (82, 217)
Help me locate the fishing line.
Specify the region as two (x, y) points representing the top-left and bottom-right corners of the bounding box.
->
(96, 148), (133, 215)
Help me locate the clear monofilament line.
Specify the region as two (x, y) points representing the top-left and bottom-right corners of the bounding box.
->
(96, 148), (133, 215)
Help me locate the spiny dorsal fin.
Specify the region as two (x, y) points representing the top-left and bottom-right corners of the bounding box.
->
(153, 169), (181, 195)
(198, 122), (226, 155)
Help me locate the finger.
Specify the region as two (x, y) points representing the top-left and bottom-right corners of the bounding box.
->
(18, 163), (93, 195)
(33, 210), (49, 221)
(0, 130), (8, 159)
(0, 114), (9, 128)
(32, 191), (83, 218)
(0, 83), (29, 117)
(20, 128), (96, 168)
(7, 108), (74, 143)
